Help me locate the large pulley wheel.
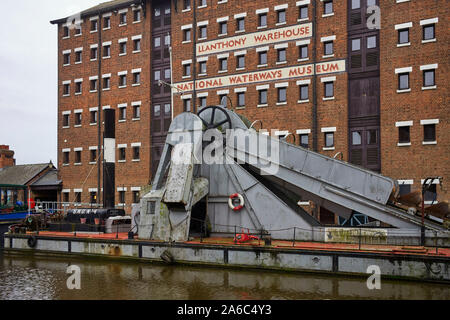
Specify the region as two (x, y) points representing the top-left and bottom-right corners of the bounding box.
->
(198, 106), (233, 133)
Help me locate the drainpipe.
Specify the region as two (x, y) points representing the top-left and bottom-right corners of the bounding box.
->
(192, 1), (198, 114)
(312, 0), (318, 153)
(97, 12), (103, 206)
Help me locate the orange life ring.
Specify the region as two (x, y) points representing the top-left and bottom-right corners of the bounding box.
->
(228, 193), (245, 212)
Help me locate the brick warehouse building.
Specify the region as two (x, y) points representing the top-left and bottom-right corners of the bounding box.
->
(51, 0), (448, 223)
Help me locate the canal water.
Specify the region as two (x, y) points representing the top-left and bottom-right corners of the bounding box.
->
(0, 253), (448, 300)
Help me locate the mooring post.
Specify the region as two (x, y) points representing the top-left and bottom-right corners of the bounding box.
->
(358, 228), (362, 250)
(293, 227), (296, 247)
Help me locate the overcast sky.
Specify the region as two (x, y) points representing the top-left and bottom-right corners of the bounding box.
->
(0, 0), (101, 165)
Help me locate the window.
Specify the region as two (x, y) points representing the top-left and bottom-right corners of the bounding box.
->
(63, 83), (70, 96)
(324, 41), (333, 56)
(133, 146), (140, 160)
(75, 192), (81, 204)
(63, 151), (70, 165)
(90, 111), (98, 124)
(90, 19), (98, 32)
(258, 13), (267, 27)
(75, 112), (82, 125)
(90, 192), (97, 204)
(63, 53), (70, 65)
(63, 114), (70, 127)
(75, 26), (82, 36)
(134, 9), (141, 22)
(119, 107), (126, 121)
(351, 0), (360, 9)
(90, 149), (97, 163)
(133, 191), (140, 204)
(90, 79), (98, 91)
(219, 94), (228, 107)
(134, 39), (141, 52)
(91, 47), (98, 60)
(75, 82), (82, 94)
(299, 6), (308, 20)
(367, 36), (377, 49)
(133, 72), (141, 85)
(103, 16), (111, 29)
(299, 85), (309, 101)
(199, 97), (207, 109)
(119, 148), (126, 161)
(300, 134), (309, 148)
(424, 184), (437, 203)
(398, 183), (411, 196)
(103, 45), (111, 58)
(183, 63), (191, 77)
(63, 26), (69, 38)
(133, 105), (141, 119)
(423, 69), (435, 87)
(398, 126), (410, 144)
(198, 0), (206, 7)
(183, 0), (191, 10)
(120, 12), (127, 25)
(103, 77), (110, 90)
(423, 124), (436, 142)
(199, 26), (207, 39)
(236, 18), (245, 31)
(259, 90), (267, 105)
(75, 151), (81, 164)
(398, 73), (409, 90)
(324, 82), (334, 98)
(423, 24), (435, 41)
(398, 29), (409, 44)
(199, 61), (207, 75)
(277, 48), (287, 63)
(296, 46), (307, 61)
(183, 29), (191, 42)
(154, 37), (161, 48)
(120, 42), (127, 55)
(324, 1), (333, 15)
(119, 191), (126, 204)
(352, 38), (361, 51)
(236, 55), (245, 69)
(258, 51), (267, 65)
(277, 87), (287, 103)
(219, 21), (227, 35)
(119, 74), (127, 87)
(277, 10), (286, 24)
(219, 58), (227, 71)
(183, 99), (191, 112)
(63, 192), (69, 203)
(75, 51), (82, 63)
(325, 133), (334, 148)
(237, 92), (245, 108)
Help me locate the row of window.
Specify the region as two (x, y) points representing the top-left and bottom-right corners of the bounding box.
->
(182, 39), (336, 78)
(62, 36), (141, 66)
(62, 103), (142, 128)
(181, 0), (337, 43)
(396, 120), (439, 146)
(62, 189), (141, 206)
(396, 18), (438, 46)
(396, 65), (438, 92)
(62, 144), (141, 166)
(183, 79), (336, 111)
(62, 7), (142, 39)
(62, 69), (142, 96)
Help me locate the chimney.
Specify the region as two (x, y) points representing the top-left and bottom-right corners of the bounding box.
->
(0, 145), (15, 169)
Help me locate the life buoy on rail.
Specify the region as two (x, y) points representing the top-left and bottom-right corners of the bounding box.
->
(228, 193), (245, 212)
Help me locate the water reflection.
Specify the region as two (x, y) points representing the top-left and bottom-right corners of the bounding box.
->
(0, 253), (448, 300)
